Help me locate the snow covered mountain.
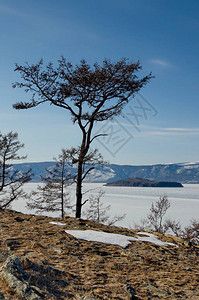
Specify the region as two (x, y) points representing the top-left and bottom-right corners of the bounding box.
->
(13, 161), (199, 183)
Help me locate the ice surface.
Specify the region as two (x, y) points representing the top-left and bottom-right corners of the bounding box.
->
(11, 182), (199, 229)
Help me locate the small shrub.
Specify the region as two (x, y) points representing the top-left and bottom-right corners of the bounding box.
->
(182, 219), (199, 245)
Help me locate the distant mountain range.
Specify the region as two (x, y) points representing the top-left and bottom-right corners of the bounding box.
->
(13, 161), (199, 184)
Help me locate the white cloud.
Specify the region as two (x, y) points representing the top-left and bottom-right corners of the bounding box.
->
(150, 59), (170, 67)
(163, 127), (199, 132)
(147, 127), (199, 136)
(99, 122), (199, 138)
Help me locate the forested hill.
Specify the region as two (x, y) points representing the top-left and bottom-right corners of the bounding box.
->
(106, 178), (183, 187)
(13, 161), (199, 183)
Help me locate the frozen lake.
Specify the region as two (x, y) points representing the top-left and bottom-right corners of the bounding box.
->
(12, 183), (199, 229)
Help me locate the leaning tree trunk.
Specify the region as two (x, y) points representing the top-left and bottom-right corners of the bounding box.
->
(75, 123), (92, 218)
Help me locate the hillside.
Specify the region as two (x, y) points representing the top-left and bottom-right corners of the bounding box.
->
(106, 178), (183, 187)
(0, 209), (199, 299)
(13, 161), (199, 183)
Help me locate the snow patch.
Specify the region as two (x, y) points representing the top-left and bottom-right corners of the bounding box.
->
(65, 229), (177, 248)
(183, 165), (199, 169)
(49, 222), (66, 226)
(137, 232), (177, 247)
(86, 166), (115, 182)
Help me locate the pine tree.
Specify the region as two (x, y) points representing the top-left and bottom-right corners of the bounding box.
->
(0, 131), (32, 209)
(27, 149), (73, 218)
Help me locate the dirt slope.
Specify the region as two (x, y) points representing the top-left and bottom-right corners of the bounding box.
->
(0, 209), (198, 299)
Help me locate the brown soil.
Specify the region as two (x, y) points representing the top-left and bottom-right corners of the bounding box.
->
(0, 208), (199, 299)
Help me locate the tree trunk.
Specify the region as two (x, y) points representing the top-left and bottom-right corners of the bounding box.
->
(75, 123), (91, 218)
(76, 159), (83, 218)
(0, 156), (6, 192)
(61, 164), (64, 218)
(61, 183), (64, 218)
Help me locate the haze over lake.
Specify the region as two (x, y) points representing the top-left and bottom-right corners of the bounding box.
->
(12, 183), (199, 229)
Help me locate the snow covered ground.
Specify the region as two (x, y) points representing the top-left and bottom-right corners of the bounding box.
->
(64, 229), (177, 248)
(11, 183), (199, 229)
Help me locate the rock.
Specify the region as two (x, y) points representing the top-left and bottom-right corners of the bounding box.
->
(0, 224), (8, 228)
(76, 293), (98, 300)
(0, 255), (43, 300)
(81, 297), (97, 300)
(144, 283), (168, 296)
(0, 250), (10, 263)
(5, 238), (21, 251)
(124, 284), (137, 299)
(14, 216), (24, 222)
(47, 245), (63, 254)
(93, 249), (109, 256)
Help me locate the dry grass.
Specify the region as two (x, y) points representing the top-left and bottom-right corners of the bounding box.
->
(0, 209), (199, 299)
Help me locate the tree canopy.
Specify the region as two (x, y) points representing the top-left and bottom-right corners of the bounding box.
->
(13, 57), (152, 121)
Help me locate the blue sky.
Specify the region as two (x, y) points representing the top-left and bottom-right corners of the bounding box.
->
(0, 0), (199, 165)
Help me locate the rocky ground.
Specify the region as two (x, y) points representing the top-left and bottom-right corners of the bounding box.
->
(0, 209), (199, 299)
